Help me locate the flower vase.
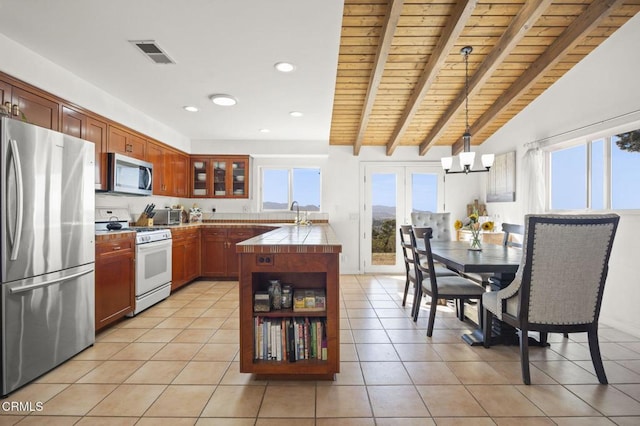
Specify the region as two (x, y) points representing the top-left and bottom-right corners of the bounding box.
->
(469, 228), (482, 251)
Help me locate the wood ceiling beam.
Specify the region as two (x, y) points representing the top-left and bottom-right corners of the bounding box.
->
(418, 0), (554, 156)
(352, 0), (404, 156)
(466, 0), (626, 152)
(385, 0), (477, 156)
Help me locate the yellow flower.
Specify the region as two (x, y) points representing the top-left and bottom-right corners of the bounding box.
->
(469, 212), (478, 223)
(481, 221), (494, 231)
(454, 220), (463, 230)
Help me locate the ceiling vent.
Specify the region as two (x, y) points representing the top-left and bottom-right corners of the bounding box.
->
(130, 40), (175, 64)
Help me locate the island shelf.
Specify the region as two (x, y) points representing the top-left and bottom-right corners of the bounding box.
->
(237, 225), (341, 380)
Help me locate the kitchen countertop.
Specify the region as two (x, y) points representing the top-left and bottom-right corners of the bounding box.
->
(236, 224), (342, 254)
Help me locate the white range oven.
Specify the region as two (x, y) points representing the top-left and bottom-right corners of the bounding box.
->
(133, 228), (172, 315)
(95, 208), (172, 316)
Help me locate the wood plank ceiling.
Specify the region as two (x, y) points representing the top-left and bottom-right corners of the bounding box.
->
(330, 0), (640, 156)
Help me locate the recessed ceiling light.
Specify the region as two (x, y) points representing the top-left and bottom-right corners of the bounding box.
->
(209, 94), (237, 106)
(274, 62), (296, 73)
(260, 128), (270, 133)
(289, 111), (303, 117)
(183, 106), (198, 112)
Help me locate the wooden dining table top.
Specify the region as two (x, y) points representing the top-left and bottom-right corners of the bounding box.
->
(428, 240), (522, 275)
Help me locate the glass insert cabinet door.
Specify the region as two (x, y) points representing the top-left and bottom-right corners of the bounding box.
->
(213, 160), (227, 196)
(190, 156), (249, 198)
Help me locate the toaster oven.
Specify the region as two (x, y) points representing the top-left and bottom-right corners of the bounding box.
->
(153, 208), (182, 225)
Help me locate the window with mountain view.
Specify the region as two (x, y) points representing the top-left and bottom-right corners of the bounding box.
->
(261, 167), (321, 211)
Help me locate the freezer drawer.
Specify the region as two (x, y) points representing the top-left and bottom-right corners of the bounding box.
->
(1, 264), (95, 397)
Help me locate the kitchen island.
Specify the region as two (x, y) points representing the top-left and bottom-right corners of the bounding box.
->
(236, 224), (341, 379)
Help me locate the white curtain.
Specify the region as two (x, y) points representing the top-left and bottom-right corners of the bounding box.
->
(522, 146), (545, 214)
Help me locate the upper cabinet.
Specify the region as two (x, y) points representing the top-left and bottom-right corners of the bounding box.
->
(62, 105), (108, 190)
(1, 77), (59, 131)
(107, 125), (146, 160)
(146, 140), (188, 197)
(191, 155), (249, 198)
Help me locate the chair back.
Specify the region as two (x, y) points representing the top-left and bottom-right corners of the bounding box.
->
(501, 223), (524, 248)
(411, 212), (451, 241)
(517, 214), (619, 326)
(412, 227), (439, 296)
(399, 225), (416, 273)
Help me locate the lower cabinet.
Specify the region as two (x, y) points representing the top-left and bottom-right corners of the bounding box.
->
(201, 227), (268, 278)
(95, 233), (135, 331)
(172, 227), (201, 291)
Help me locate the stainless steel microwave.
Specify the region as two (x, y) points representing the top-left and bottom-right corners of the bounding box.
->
(107, 153), (153, 196)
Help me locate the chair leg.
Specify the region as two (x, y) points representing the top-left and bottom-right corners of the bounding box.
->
(401, 273), (410, 307)
(563, 333), (569, 338)
(426, 294), (438, 337)
(477, 297), (483, 329)
(587, 325), (608, 384)
(412, 285), (423, 322)
(520, 326), (531, 385)
(539, 332), (548, 346)
(482, 308), (493, 348)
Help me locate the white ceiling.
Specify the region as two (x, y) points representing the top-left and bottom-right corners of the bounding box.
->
(0, 0), (344, 142)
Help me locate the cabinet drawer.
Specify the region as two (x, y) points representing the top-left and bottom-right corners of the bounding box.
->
(202, 229), (226, 238)
(96, 238), (134, 255)
(228, 229), (252, 238)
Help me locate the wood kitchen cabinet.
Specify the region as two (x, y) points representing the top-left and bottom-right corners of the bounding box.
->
(201, 227), (260, 278)
(95, 233), (135, 331)
(191, 155), (249, 198)
(61, 105), (108, 190)
(108, 124), (146, 160)
(1, 76), (59, 130)
(147, 140), (189, 197)
(171, 227), (201, 291)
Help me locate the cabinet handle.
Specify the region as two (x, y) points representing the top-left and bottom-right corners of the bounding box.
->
(11, 104), (20, 117)
(112, 246), (121, 250)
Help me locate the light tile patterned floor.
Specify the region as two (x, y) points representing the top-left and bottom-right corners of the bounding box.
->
(2, 275), (640, 425)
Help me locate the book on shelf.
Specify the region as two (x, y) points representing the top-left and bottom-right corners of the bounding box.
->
(254, 316), (327, 362)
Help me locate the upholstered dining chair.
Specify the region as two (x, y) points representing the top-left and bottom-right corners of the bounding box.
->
(482, 214), (619, 385)
(410, 226), (459, 319)
(501, 222), (525, 248)
(414, 228), (486, 335)
(411, 212), (452, 241)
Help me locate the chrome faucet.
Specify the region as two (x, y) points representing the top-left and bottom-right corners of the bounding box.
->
(290, 201), (299, 224)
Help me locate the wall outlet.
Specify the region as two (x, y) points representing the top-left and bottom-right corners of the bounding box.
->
(212, 207), (216, 213)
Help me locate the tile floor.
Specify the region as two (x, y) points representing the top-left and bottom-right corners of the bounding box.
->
(2, 275), (640, 425)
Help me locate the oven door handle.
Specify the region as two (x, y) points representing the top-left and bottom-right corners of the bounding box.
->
(137, 240), (172, 252)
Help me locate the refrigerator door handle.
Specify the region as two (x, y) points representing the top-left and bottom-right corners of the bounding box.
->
(8, 138), (24, 261)
(9, 267), (94, 294)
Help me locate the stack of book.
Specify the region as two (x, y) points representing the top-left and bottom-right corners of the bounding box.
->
(254, 317), (327, 361)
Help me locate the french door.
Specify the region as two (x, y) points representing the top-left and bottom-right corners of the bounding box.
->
(361, 164), (444, 273)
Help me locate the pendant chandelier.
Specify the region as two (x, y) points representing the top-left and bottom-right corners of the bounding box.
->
(441, 46), (494, 174)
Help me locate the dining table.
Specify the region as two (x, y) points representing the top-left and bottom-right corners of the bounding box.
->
(428, 240), (522, 346)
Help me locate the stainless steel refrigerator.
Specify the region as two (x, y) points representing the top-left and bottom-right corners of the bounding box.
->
(1, 116), (95, 397)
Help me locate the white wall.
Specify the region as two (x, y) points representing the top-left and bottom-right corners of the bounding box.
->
(0, 34), (190, 152)
(473, 13), (640, 337)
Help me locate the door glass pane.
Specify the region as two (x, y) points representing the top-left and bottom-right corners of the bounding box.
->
(292, 168), (321, 211)
(213, 161), (226, 196)
(371, 173), (396, 266)
(262, 169), (288, 210)
(550, 145), (587, 209)
(591, 139), (604, 210)
(611, 130), (640, 209)
(411, 173), (438, 213)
